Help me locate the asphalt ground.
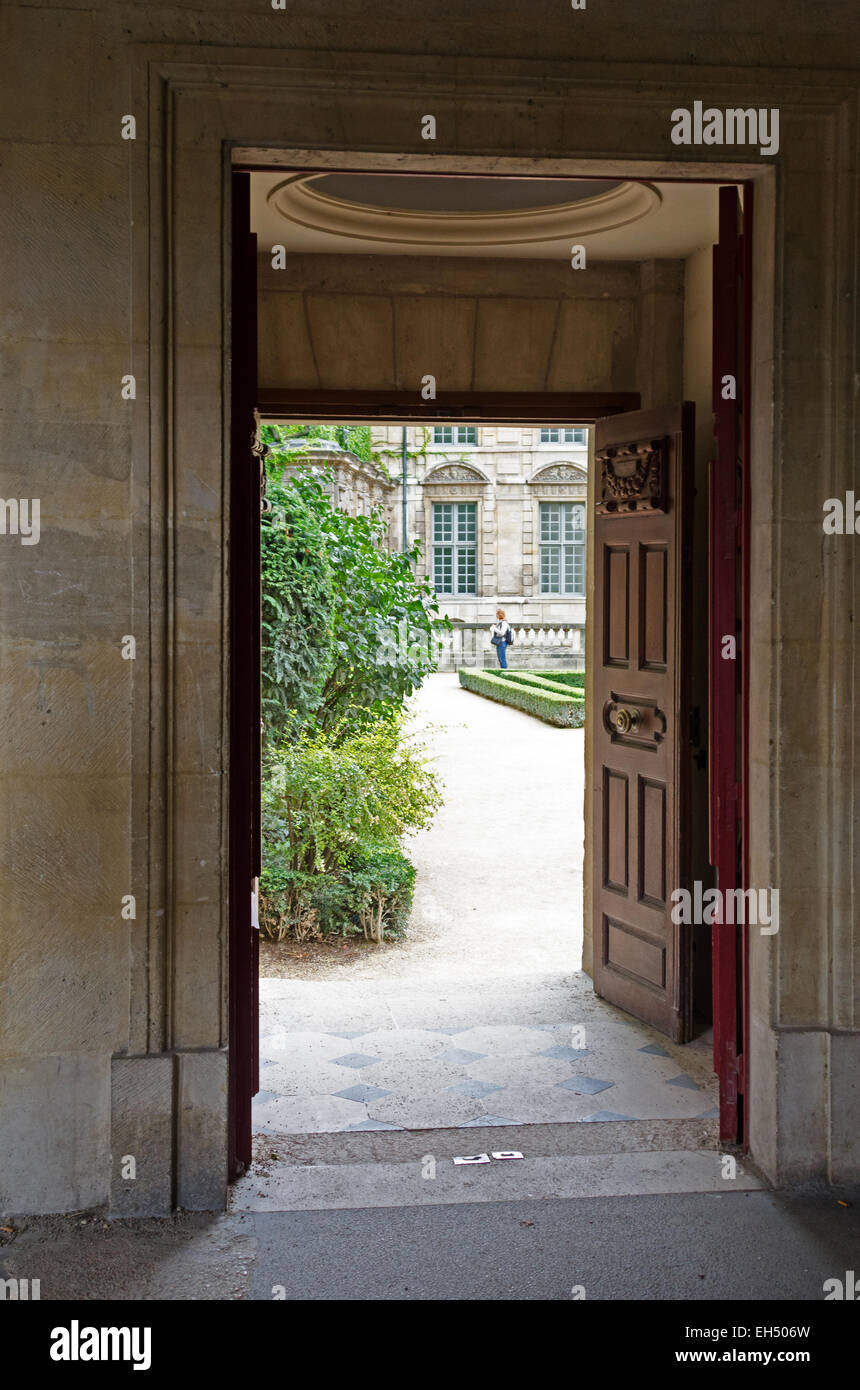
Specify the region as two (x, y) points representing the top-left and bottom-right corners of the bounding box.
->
(3, 1187), (858, 1302)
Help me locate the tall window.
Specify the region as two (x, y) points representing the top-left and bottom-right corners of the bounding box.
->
(539, 502), (586, 595)
(433, 502), (477, 595)
(433, 425), (478, 445)
(540, 427), (587, 445)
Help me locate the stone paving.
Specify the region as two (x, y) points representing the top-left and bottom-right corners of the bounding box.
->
(255, 1008), (718, 1134)
(255, 673), (718, 1136)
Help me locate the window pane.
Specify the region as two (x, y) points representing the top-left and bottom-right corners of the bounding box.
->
(573, 542), (585, 595)
(456, 426), (477, 444)
(458, 546), (476, 594)
(573, 428), (586, 444)
(563, 545), (574, 593)
(540, 503), (560, 542)
(562, 504), (585, 542)
(457, 502), (476, 542)
(433, 504), (453, 543)
(433, 426), (453, 444)
(434, 547), (453, 592)
(540, 545), (560, 593)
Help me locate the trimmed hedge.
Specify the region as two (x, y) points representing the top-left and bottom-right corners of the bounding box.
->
(459, 667), (585, 727)
(497, 669), (585, 701)
(540, 670), (585, 691)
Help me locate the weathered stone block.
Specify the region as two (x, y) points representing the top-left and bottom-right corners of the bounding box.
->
(0, 1055), (110, 1215)
(830, 1034), (860, 1184)
(176, 1050), (228, 1212)
(110, 1055), (174, 1217)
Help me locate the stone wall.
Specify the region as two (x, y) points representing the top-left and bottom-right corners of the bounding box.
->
(0, 1), (858, 1212)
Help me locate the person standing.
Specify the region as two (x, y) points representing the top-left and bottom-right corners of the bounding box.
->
(490, 608), (512, 669)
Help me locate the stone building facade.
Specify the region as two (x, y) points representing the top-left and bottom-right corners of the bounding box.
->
(373, 424), (588, 669)
(276, 426), (589, 670)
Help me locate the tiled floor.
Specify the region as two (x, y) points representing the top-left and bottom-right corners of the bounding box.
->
(254, 1014), (719, 1134)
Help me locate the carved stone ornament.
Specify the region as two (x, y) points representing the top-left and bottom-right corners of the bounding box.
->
(424, 463), (487, 484)
(596, 436), (668, 515)
(530, 463), (585, 483)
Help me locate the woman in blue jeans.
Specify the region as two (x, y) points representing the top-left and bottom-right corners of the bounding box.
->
(490, 608), (511, 668)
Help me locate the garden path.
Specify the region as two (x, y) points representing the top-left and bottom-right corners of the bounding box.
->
(253, 674), (718, 1134)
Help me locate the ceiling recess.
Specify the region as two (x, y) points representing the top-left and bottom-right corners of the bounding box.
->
(267, 175), (661, 249)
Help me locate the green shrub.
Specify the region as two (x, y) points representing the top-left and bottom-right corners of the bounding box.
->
(345, 846), (416, 942)
(497, 669), (585, 700)
(259, 847), (415, 943)
(258, 866), (353, 942)
(259, 714), (440, 941)
(459, 668), (585, 727)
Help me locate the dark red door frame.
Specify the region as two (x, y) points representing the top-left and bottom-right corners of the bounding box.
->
(709, 183), (752, 1146)
(256, 389), (639, 424)
(228, 171), (261, 1179)
(229, 166), (754, 1164)
(740, 181), (754, 1139)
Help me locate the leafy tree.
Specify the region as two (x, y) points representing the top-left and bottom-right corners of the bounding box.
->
(260, 462), (336, 741)
(317, 498), (447, 735)
(261, 443), (449, 742)
(257, 424), (448, 944)
(262, 421), (376, 466)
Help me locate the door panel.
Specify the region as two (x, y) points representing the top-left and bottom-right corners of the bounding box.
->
(591, 403), (695, 1041)
(228, 171), (261, 1179)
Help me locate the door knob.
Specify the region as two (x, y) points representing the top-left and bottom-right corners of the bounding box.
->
(614, 706), (641, 734)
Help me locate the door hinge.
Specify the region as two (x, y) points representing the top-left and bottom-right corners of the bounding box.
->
(251, 876), (260, 931)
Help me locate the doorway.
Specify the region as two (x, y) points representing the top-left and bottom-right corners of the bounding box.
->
(228, 165), (752, 1176)
(249, 412), (721, 1145)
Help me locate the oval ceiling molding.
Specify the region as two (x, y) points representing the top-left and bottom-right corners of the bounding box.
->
(267, 175), (661, 248)
(309, 174), (626, 214)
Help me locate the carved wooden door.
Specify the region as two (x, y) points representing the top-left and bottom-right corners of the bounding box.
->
(591, 404), (695, 1041)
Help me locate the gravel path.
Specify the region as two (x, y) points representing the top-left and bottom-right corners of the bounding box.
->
(260, 672), (583, 986)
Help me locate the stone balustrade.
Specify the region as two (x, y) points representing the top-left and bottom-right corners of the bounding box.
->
(438, 621), (585, 672)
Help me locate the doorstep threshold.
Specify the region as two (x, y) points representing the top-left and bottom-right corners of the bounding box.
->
(231, 1145), (763, 1213)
